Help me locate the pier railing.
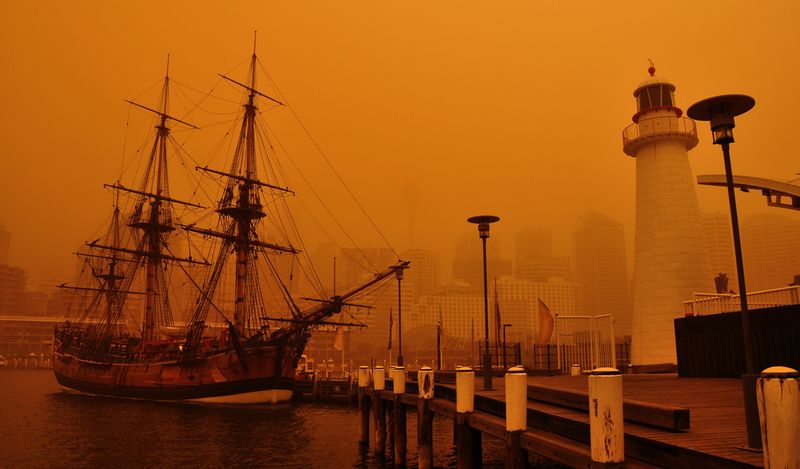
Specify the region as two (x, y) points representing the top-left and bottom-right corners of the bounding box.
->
(554, 314), (616, 374)
(682, 285), (800, 316)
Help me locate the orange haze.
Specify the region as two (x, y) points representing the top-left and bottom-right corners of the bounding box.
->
(1, 1), (798, 287)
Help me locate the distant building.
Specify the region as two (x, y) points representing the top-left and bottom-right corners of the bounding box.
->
(741, 213), (800, 291)
(414, 292), (483, 340)
(415, 277), (579, 344)
(400, 248), (438, 304)
(574, 212), (632, 337)
(702, 211), (737, 289)
(23, 291), (48, 316)
(452, 233), (512, 292)
(515, 228), (572, 283)
(337, 247), (398, 359)
(0, 264), (26, 315)
(494, 277), (581, 342)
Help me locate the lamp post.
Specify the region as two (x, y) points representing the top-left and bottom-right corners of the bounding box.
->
(467, 215), (500, 391)
(396, 266), (405, 367)
(687, 94), (758, 449)
(503, 323), (512, 370)
(687, 95), (755, 374)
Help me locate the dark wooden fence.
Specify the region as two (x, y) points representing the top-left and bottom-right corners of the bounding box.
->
(674, 303), (800, 377)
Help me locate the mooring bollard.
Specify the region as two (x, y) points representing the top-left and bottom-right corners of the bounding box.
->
(418, 366), (435, 469)
(358, 365), (371, 447)
(373, 366), (386, 458)
(757, 366), (800, 469)
(505, 366), (528, 468)
(393, 366), (407, 468)
(456, 366), (481, 469)
(588, 367), (624, 464)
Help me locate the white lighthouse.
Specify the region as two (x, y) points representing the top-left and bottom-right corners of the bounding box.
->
(622, 66), (714, 366)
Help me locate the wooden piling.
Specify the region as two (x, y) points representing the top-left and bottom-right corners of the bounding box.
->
(373, 392), (385, 457)
(393, 395), (406, 467)
(505, 431), (526, 469)
(418, 397), (434, 469)
(358, 387), (370, 447)
(418, 366), (434, 469)
(456, 413), (482, 469)
(393, 366), (407, 468)
(358, 366), (371, 447)
(456, 366), (480, 469)
(387, 397), (395, 459)
(372, 366), (386, 458)
(311, 371), (320, 400)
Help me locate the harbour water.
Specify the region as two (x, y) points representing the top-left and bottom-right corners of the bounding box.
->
(0, 370), (547, 468)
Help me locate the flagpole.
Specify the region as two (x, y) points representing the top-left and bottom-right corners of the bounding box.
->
(437, 307), (442, 371)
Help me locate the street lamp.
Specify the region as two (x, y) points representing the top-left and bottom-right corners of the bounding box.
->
(687, 94), (757, 448)
(467, 214), (500, 391)
(502, 323), (512, 369)
(687, 95), (755, 374)
(396, 266), (405, 367)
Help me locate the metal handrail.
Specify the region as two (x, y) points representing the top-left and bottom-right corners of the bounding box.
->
(683, 285), (800, 316)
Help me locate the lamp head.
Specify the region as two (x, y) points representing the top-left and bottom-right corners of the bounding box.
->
(467, 215), (500, 239)
(687, 94), (755, 145)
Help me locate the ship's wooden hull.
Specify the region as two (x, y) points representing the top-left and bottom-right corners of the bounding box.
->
(52, 338), (303, 404)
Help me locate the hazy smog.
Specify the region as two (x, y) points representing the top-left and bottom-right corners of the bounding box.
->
(1, 1), (798, 289)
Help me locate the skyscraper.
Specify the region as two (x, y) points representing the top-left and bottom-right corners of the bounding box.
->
(514, 228), (572, 283)
(399, 248), (438, 305)
(574, 212), (632, 337)
(701, 211), (737, 290)
(741, 213), (800, 291)
(622, 66), (714, 366)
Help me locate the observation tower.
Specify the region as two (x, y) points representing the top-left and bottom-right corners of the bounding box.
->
(622, 66), (713, 366)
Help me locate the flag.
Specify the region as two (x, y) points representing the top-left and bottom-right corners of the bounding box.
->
(333, 326), (344, 351)
(387, 307), (393, 350)
(537, 298), (554, 344)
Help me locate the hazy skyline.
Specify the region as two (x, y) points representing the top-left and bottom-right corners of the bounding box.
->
(1, 1), (798, 288)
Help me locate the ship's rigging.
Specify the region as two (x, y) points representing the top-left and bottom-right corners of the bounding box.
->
(56, 38), (407, 382)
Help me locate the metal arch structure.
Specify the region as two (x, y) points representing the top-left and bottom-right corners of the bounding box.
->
(697, 175), (800, 211)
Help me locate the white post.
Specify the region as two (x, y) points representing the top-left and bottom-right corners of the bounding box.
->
(456, 366), (475, 413)
(358, 365), (370, 389)
(393, 366), (406, 395)
(455, 366), (480, 467)
(374, 365), (386, 391)
(757, 366), (800, 469)
(418, 366), (434, 399)
(505, 366), (528, 467)
(505, 366), (527, 431)
(588, 367), (624, 464)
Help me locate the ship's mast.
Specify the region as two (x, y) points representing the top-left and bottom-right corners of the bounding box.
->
(129, 59), (178, 343)
(231, 48), (262, 334)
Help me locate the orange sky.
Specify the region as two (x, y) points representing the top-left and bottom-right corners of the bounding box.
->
(1, 1), (798, 288)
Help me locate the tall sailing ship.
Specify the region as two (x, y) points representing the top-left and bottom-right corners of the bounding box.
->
(53, 46), (406, 404)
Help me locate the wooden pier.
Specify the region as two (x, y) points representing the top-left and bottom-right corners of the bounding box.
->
(331, 371), (769, 468)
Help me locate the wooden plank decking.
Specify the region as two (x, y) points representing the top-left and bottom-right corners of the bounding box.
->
(484, 374), (764, 468)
